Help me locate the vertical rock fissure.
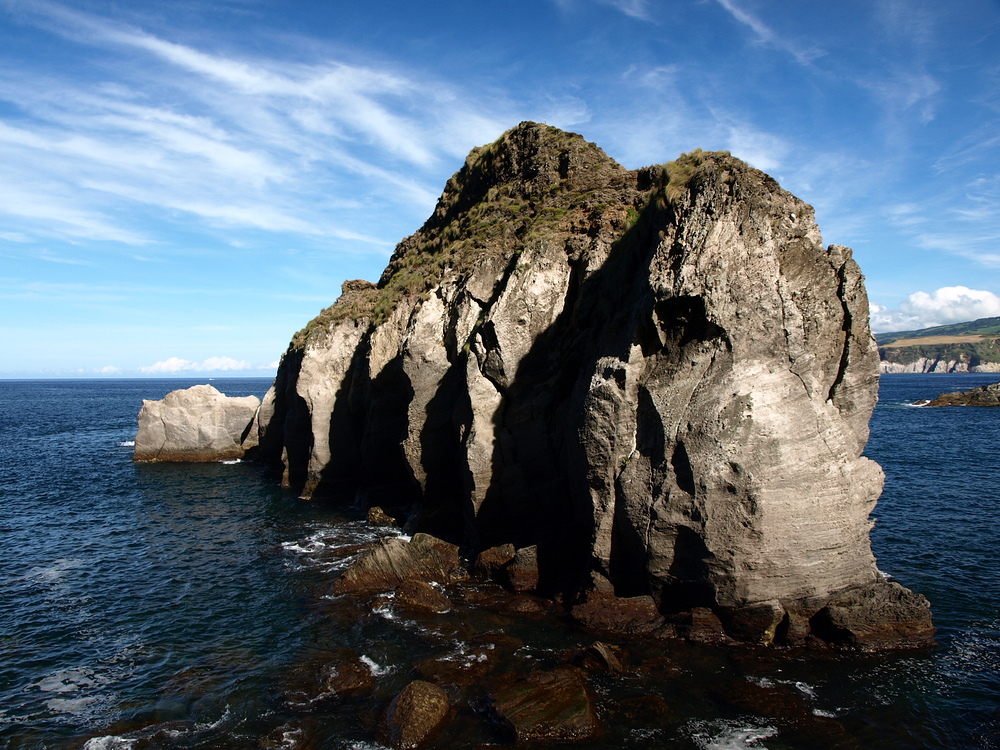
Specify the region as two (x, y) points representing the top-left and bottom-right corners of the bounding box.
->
(828, 258), (854, 406)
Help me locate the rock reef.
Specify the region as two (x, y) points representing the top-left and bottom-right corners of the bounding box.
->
(920, 379), (1000, 406)
(251, 122), (931, 648)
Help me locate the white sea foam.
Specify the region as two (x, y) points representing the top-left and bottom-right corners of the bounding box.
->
(46, 695), (100, 714)
(195, 705), (232, 731)
(276, 727), (304, 748)
(83, 737), (137, 750)
(36, 667), (103, 693)
(793, 680), (818, 699)
(220, 459), (241, 465)
(687, 719), (778, 749)
(117, 440), (135, 447)
(28, 558), (85, 583)
(812, 708), (837, 717)
(360, 655), (391, 676)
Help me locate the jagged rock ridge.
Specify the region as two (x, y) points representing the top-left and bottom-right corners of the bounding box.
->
(251, 122), (932, 648)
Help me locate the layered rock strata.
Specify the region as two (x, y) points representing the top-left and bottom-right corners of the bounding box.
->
(253, 122), (932, 648)
(134, 384), (259, 462)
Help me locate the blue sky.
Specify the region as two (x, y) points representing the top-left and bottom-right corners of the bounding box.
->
(1, 0), (998, 377)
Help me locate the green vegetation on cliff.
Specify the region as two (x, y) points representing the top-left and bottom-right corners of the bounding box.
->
(291, 125), (741, 349)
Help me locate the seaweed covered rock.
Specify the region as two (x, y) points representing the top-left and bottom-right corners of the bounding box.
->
(255, 122), (932, 649)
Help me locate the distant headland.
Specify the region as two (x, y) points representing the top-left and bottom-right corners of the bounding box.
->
(877, 316), (1000, 373)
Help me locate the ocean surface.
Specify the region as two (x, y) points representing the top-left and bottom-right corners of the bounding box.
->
(0, 375), (998, 749)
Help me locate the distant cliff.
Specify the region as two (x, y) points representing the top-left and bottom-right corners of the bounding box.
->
(250, 122), (932, 648)
(877, 317), (1000, 373)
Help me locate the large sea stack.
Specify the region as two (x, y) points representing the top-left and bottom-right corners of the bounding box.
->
(250, 122), (932, 648)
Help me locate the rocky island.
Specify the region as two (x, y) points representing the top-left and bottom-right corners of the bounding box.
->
(133, 383), (260, 462)
(137, 123), (932, 653)
(919, 379), (1000, 406)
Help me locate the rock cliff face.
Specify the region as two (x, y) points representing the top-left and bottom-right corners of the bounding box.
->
(135, 384), (260, 462)
(252, 122), (931, 647)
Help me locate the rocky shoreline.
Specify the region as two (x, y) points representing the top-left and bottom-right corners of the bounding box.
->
(265, 513), (932, 747)
(136, 122), (934, 678)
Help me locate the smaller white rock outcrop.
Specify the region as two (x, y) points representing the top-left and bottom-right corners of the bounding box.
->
(134, 384), (260, 462)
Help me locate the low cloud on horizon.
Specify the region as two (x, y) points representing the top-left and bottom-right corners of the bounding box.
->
(139, 356), (255, 374)
(870, 286), (1000, 333)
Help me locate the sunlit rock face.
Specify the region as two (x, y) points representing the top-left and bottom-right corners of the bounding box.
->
(134, 384), (259, 462)
(253, 122), (932, 648)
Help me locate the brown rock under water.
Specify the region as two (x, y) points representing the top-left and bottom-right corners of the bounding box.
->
(395, 580), (452, 613)
(489, 667), (599, 742)
(334, 534), (460, 595)
(378, 680), (450, 750)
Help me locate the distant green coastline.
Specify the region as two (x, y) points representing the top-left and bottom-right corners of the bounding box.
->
(877, 316), (1000, 373)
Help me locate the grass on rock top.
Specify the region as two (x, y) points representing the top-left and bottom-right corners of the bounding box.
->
(291, 141), (736, 349)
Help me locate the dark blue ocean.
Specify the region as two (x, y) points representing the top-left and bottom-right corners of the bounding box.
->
(0, 375), (998, 749)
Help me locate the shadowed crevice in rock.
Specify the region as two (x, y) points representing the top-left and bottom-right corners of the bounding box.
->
(306, 348), (369, 502)
(358, 355), (421, 515)
(474, 195), (665, 599)
(412, 354), (478, 545)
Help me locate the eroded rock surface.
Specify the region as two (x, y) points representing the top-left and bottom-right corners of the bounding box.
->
(134, 384), (259, 462)
(255, 122), (932, 649)
(378, 680), (450, 750)
(333, 534), (460, 594)
(489, 667), (599, 742)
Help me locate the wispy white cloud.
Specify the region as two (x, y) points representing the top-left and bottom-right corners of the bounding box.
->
(714, 0), (825, 64)
(723, 125), (789, 173)
(595, 0), (652, 21)
(870, 286), (1000, 332)
(0, 1), (512, 251)
(858, 71), (940, 126)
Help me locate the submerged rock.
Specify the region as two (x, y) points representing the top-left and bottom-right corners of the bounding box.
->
(395, 580), (452, 613)
(134, 384), (259, 462)
(489, 667), (599, 742)
(378, 680), (450, 750)
(253, 122), (932, 649)
(320, 649), (377, 698)
(571, 594), (666, 637)
(333, 534), (460, 594)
